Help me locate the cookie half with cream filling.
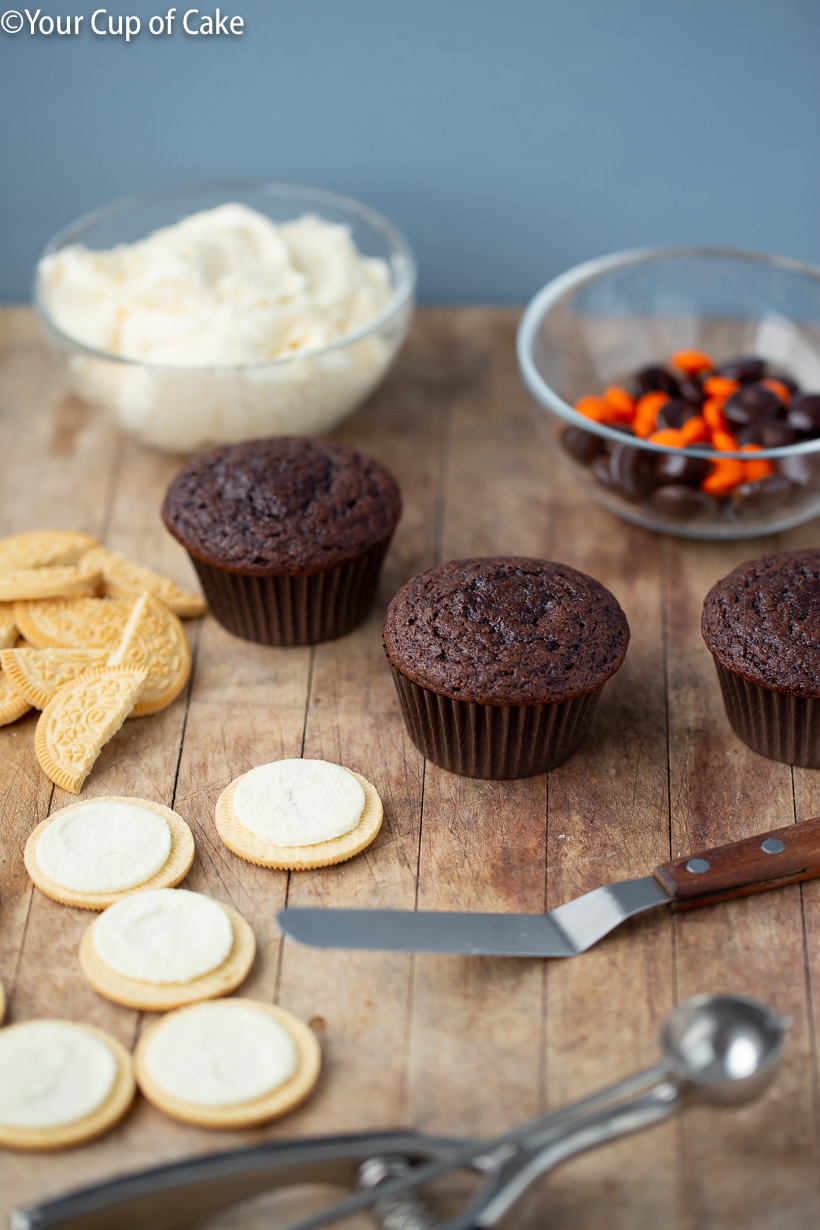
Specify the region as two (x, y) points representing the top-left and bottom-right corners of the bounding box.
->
(79, 888), (255, 1011)
(25, 796), (195, 911)
(215, 758), (383, 871)
(0, 1019), (135, 1151)
(134, 999), (320, 1129)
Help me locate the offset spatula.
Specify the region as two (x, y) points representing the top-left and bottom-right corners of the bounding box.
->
(279, 816), (820, 958)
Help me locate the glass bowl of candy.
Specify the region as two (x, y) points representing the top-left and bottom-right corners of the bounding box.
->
(517, 247), (820, 538)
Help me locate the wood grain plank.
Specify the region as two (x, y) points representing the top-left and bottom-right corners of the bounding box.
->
(277, 311), (453, 1136)
(537, 491), (677, 1228)
(666, 534), (820, 1230)
(406, 312), (548, 1159)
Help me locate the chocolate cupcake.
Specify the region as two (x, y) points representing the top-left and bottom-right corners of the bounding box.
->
(162, 437), (401, 646)
(383, 557), (630, 779)
(702, 549), (820, 767)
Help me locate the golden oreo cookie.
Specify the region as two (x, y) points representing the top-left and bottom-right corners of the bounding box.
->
(79, 900), (256, 1011)
(0, 1020), (135, 1152)
(215, 765), (383, 871)
(82, 546), (207, 618)
(0, 603), (17, 649)
(0, 530), (98, 575)
(35, 664), (148, 793)
(0, 565), (102, 602)
(14, 596), (132, 650)
(0, 647), (109, 709)
(107, 591), (191, 716)
(134, 1001), (321, 1130)
(24, 797), (195, 911)
(0, 666), (31, 727)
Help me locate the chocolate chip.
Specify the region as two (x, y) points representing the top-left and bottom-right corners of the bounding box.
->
(591, 454), (616, 490)
(655, 451), (707, 486)
(655, 399), (697, 431)
(730, 473), (793, 516)
(780, 452), (820, 488)
(717, 356), (767, 383)
(609, 441), (658, 502)
(648, 485), (713, 522)
(561, 426), (604, 465)
(787, 394), (820, 437)
(631, 366), (680, 398)
(736, 420), (796, 449)
(723, 384), (783, 427)
(678, 378), (705, 407)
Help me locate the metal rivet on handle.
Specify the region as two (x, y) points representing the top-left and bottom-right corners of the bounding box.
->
(685, 858), (711, 874)
(761, 838), (785, 855)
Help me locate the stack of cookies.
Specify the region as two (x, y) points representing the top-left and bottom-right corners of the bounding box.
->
(0, 530), (206, 793)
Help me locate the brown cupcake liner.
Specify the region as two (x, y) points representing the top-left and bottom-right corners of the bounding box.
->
(390, 665), (602, 779)
(713, 660), (820, 768)
(189, 540), (391, 647)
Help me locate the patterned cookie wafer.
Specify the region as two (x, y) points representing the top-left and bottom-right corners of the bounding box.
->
(82, 546), (207, 618)
(215, 768), (383, 871)
(0, 648), (110, 709)
(0, 603), (17, 650)
(0, 530), (98, 576)
(14, 596), (132, 650)
(134, 1001), (321, 1130)
(0, 1020), (135, 1152)
(107, 591), (191, 717)
(0, 666), (32, 727)
(0, 565), (103, 602)
(79, 903), (256, 1011)
(24, 798), (196, 910)
(35, 665), (148, 794)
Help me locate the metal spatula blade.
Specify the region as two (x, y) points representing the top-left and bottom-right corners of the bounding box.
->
(278, 815), (820, 959)
(279, 876), (670, 958)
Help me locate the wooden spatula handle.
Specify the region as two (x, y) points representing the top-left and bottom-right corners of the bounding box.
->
(654, 815), (820, 911)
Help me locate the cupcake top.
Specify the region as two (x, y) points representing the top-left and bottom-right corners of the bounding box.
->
(162, 437), (401, 575)
(384, 557), (630, 704)
(702, 549), (820, 697)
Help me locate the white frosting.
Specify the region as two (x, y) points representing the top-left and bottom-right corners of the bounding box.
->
(36, 799), (172, 893)
(143, 1001), (298, 1107)
(92, 889), (233, 985)
(37, 204), (406, 452)
(233, 759), (365, 848)
(0, 1021), (117, 1129)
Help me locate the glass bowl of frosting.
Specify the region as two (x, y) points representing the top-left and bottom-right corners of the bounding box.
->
(34, 182), (416, 453)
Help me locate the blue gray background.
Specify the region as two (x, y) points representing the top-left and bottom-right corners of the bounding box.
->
(2, 0), (819, 302)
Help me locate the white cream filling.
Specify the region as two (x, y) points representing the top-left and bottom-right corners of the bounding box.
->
(92, 889), (233, 985)
(36, 799), (172, 893)
(143, 1000), (298, 1107)
(233, 758), (365, 848)
(0, 1021), (117, 1129)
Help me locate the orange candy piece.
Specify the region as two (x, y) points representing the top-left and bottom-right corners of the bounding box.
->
(679, 416), (709, 445)
(603, 385), (635, 422)
(574, 396), (609, 423)
(702, 398), (728, 435)
(703, 376), (740, 401)
(701, 458), (745, 495)
(633, 391), (670, 437)
(671, 348), (714, 376)
(712, 429), (741, 452)
(740, 444), (775, 481)
(648, 428), (685, 448)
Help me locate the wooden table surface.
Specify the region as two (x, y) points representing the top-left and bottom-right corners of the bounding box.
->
(1, 305), (819, 1229)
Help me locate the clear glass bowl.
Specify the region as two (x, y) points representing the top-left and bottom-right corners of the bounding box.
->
(517, 247), (820, 539)
(34, 182), (416, 454)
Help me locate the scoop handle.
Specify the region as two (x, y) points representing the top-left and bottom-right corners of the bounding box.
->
(653, 815), (820, 910)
